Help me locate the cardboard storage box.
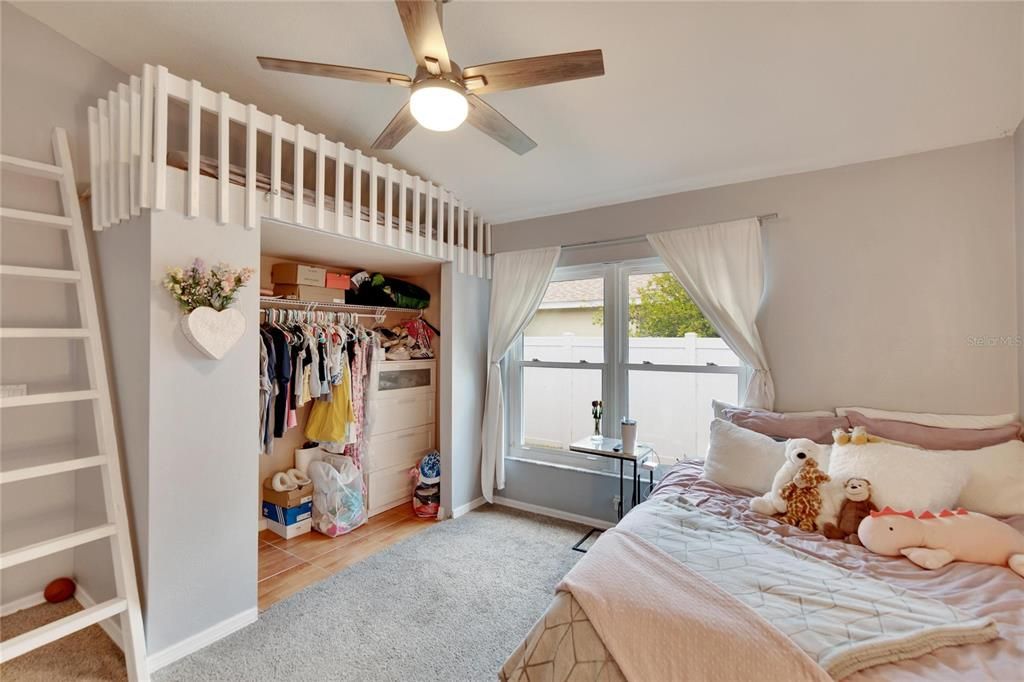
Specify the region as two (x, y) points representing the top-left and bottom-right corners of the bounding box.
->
(266, 517), (311, 540)
(262, 481), (313, 508)
(262, 500), (313, 525)
(325, 272), (351, 290)
(271, 262), (326, 287)
(273, 284), (346, 304)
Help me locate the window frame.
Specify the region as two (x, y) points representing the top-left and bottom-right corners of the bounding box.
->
(507, 257), (749, 470)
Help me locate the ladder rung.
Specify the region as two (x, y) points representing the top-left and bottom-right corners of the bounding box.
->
(0, 523), (117, 570)
(0, 455), (107, 484)
(0, 390), (99, 408)
(0, 598), (127, 663)
(0, 265), (80, 282)
(0, 207), (72, 228)
(0, 154), (64, 180)
(0, 328), (89, 339)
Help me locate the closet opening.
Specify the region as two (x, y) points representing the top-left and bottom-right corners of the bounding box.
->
(256, 220), (443, 610)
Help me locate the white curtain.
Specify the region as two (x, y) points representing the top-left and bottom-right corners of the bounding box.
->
(647, 217), (774, 409)
(481, 246), (561, 502)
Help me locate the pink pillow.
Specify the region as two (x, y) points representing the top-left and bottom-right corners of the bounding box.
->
(845, 410), (1024, 451)
(721, 407), (850, 444)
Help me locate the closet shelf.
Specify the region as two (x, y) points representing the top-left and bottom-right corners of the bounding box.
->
(259, 296), (426, 316)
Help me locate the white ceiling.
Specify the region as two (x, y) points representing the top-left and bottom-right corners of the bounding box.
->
(18, 1), (1024, 224)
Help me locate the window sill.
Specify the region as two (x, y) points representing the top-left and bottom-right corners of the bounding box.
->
(507, 445), (622, 478)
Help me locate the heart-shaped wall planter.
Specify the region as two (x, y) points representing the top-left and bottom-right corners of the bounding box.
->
(180, 306), (245, 360)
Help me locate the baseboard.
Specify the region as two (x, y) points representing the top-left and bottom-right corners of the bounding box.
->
(75, 585), (124, 651)
(0, 591), (46, 617)
(146, 607), (258, 673)
(258, 517), (268, 532)
(452, 496), (485, 518)
(493, 497), (615, 530)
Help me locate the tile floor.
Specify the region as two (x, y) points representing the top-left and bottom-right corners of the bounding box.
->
(257, 504), (435, 611)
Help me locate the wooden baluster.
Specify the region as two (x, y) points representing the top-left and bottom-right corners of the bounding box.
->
(97, 99), (110, 227)
(118, 84), (129, 220)
(399, 171), (409, 251)
(334, 141), (346, 233)
(458, 204), (466, 274)
(153, 66), (168, 210)
(412, 177), (421, 254)
(139, 65), (154, 209)
(352, 149), (363, 238)
(315, 133), (326, 230)
(270, 114), (282, 219)
(384, 164), (394, 246)
(217, 91), (230, 225)
(368, 157), (378, 243)
(245, 104), (257, 230)
(293, 124), (304, 225)
(129, 76), (141, 216)
(187, 79), (201, 218)
(88, 106), (101, 230)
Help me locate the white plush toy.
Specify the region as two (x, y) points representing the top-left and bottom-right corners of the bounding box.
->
(749, 438), (829, 516)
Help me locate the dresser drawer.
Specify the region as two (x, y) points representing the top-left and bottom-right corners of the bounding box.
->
(372, 359), (436, 399)
(367, 463), (416, 515)
(370, 395), (434, 435)
(367, 425), (434, 473)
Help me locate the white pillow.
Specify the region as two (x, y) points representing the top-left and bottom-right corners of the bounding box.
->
(712, 399), (835, 420)
(702, 419), (786, 494)
(835, 406), (1018, 429)
(829, 442), (969, 514)
(945, 440), (1024, 517)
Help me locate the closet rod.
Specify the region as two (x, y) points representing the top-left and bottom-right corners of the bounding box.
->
(560, 213), (779, 251)
(259, 296), (425, 316)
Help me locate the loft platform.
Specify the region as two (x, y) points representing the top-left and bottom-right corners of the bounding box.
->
(86, 64), (492, 279)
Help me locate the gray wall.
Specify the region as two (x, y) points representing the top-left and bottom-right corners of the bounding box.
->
(95, 205), (259, 654)
(494, 137), (1019, 523)
(0, 2), (129, 607)
(1016, 119), (1024, 414)
(496, 138), (1018, 415)
(440, 265), (490, 512)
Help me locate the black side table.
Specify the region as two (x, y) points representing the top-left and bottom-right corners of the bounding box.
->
(568, 437), (655, 552)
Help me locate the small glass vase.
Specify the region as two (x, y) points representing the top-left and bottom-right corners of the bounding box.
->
(590, 419), (603, 442)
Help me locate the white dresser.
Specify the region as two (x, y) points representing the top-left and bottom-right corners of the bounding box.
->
(365, 359), (436, 516)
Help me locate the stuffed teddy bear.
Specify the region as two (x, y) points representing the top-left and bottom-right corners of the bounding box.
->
(750, 438), (826, 516)
(822, 478), (877, 544)
(859, 507), (1024, 576)
(777, 460), (832, 531)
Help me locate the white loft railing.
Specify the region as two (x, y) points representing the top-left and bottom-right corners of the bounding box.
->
(86, 64), (491, 278)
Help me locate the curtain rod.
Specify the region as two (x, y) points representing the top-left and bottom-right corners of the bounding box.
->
(561, 213), (779, 251)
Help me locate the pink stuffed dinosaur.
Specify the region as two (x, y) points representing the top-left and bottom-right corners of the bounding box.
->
(859, 506), (1024, 576)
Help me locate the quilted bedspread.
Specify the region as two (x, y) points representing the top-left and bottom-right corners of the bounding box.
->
(500, 460), (1022, 682)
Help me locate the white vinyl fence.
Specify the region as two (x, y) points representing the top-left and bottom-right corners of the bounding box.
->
(523, 333), (741, 461)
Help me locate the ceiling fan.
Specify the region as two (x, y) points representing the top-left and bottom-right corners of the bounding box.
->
(257, 0), (605, 155)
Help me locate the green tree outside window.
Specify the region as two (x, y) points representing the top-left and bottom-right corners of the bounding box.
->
(594, 273), (718, 337)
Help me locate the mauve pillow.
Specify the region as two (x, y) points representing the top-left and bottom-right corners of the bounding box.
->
(845, 410), (1024, 451)
(721, 407), (850, 444)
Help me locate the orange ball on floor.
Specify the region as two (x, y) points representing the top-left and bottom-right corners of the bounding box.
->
(44, 577), (76, 603)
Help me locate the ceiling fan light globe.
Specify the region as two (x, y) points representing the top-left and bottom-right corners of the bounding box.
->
(410, 81), (468, 132)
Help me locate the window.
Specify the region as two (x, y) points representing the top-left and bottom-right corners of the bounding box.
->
(508, 259), (745, 467)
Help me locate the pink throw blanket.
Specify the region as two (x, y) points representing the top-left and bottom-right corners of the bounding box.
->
(558, 528), (831, 682)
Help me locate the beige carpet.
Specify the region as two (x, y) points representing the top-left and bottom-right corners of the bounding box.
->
(0, 599), (125, 681)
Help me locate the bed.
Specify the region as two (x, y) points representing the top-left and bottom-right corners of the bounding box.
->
(500, 459), (1024, 681)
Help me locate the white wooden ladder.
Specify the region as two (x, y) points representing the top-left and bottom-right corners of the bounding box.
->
(0, 128), (148, 680)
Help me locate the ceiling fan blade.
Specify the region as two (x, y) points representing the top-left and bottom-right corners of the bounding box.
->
(395, 0), (452, 74)
(462, 49), (604, 94)
(257, 56), (411, 86)
(370, 102), (418, 150)
(465, 95), (537, 155)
